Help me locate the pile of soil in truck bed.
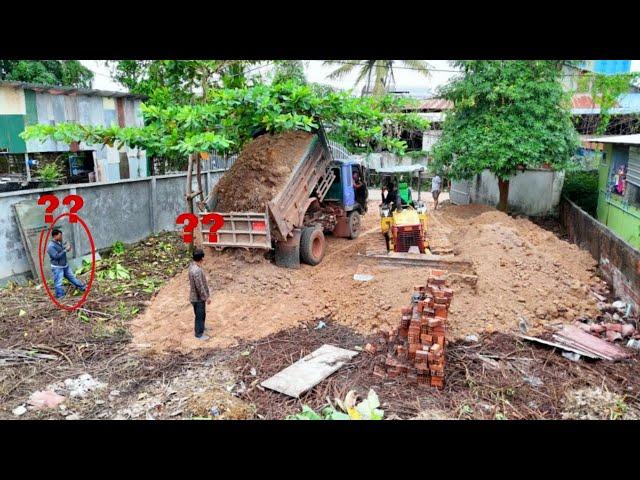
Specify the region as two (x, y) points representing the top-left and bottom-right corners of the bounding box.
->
(212, 130), (315, 212)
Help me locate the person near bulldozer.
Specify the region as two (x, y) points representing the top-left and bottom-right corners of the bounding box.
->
(381, 180), (393, 205)
(189, 248), (211, 340)
(431, 173), (442, 210)
(381, 180), (403, 212)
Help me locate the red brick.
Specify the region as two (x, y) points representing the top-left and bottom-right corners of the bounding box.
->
(415, 350), (429, 363)
(373, 365), (386, 378)
(434, 307), (448, 318)
(430, 376), (444, 389)
(428, 317), (444, 329)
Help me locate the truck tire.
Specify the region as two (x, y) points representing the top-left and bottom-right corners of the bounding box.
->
(347, 211), (361, 239)
(300, 227), (326, 266)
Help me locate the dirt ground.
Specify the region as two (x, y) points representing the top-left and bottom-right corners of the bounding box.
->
(1, 194), (635, 420)
(132, 196), (602, 354)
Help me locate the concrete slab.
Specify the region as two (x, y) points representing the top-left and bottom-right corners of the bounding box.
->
(261, 344), (359, 398)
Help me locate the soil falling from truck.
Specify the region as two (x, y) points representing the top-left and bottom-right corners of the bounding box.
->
(212, 131), (315, 212)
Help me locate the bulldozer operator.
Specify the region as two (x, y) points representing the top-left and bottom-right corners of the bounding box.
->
(382, 179), (409, 213)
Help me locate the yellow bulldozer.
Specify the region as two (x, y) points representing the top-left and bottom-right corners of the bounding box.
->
(378, 166), (430, 254)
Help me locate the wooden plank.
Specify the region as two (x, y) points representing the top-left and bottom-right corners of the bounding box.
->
(261, 344), (359, 398)
(358, 251), (474, 273)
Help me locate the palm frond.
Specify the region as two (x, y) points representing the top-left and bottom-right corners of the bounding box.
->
(354, 61), (375, 85)
(400, 59), (432, 77)
(326, 62), (358, 80)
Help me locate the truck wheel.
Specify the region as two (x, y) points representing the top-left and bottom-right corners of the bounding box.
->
(300, 227), (326, 266)
(347, 211), (361, 239)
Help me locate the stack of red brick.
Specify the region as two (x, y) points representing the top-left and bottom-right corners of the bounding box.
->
(370, 269), (453, 389)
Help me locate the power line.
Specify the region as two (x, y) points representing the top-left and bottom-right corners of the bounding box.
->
(323, 60), (637, 78)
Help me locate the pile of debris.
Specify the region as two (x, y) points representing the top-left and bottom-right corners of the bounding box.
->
(574, 298), (639, 347)
(211, 130), (314, 213)
(369, 269), (453, 389)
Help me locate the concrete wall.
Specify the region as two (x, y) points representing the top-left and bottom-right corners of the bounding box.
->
(354, 152), (430, 171)
(451, 169), (565, 216)
(560, 196), (640, 314)
(0, 169), (226, 283)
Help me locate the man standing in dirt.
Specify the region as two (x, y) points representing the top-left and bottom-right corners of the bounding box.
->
(431, 173), (442, 211)
(189, 249), (211, 340)
(47, 228), (86, 299)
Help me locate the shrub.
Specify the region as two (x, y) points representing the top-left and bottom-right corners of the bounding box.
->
(563, 170), (599, 216)
(37, 163), (64, 187)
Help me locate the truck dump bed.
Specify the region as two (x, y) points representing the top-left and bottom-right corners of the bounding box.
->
(201, 128), (335, 249)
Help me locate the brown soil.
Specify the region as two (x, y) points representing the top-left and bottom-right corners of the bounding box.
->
(440, 204), (601, 338)
(212, 130), (314, 212)
(132, 197), (604, 355)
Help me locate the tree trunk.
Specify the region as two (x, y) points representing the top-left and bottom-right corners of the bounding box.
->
(186, 154), (194, 216)
(497, 178), (509, 212)
(195, 152), (204, 211)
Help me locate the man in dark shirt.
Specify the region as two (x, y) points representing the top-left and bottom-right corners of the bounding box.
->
(47, 228), (86, 299)
(188, 248), (211, 340)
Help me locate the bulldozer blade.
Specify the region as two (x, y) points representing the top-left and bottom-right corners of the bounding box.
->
(358, 251), (474, 274)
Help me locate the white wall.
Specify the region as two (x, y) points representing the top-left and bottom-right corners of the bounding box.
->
(451, 169), (566, 216)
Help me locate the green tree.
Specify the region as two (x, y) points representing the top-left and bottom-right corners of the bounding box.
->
(432, 60), (579, 212)
(577, 71), (640, 134)
(22, 80), (428, 168)
(0, 60), (93, 88)
(106, 60), (261, 104)
(271, 61), (307, 85)
(324, 60), (431, 96)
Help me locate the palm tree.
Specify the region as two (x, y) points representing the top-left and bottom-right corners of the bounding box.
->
(324, 60), (432, 96)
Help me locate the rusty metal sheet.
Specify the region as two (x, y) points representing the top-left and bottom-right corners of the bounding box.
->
(554, 325), (631, 361)
(417, 98), (453, 111)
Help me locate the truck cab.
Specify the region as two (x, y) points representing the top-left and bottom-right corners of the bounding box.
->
(323, 160), (368, 213)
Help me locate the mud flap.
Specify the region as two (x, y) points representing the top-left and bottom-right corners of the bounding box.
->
(275, 228), (302, 269)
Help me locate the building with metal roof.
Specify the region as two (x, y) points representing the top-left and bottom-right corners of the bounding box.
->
(0, 81), (148, 189)
(0, 80), (147, 100)
(590, 134), (640, 249)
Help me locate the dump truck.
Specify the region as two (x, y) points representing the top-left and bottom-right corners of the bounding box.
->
(200, 127), (368, 268)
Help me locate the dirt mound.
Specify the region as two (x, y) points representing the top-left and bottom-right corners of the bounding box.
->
(212, 130), (314, 212)
(131, 199), (604, 355)
(440, 204), (601, 338)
